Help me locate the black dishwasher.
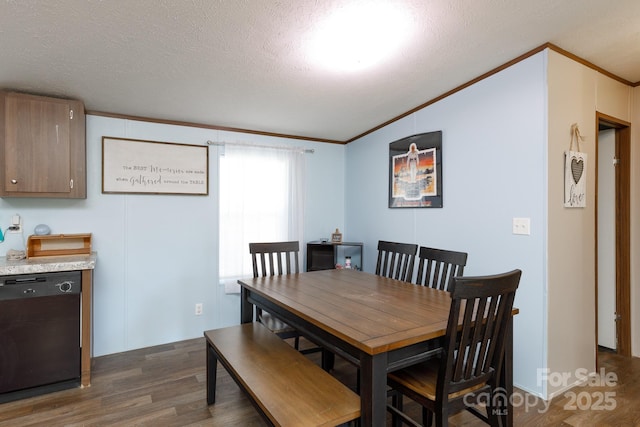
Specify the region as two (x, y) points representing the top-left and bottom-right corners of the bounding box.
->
(0, 270), (81, 403)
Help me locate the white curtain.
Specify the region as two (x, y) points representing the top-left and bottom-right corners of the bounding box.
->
(219, 144), (305, 292)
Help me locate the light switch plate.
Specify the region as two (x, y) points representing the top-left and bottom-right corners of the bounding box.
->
(512, 217), (531, 235)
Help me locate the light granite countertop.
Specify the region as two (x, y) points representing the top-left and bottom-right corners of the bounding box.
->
(0, 252), (97, 276)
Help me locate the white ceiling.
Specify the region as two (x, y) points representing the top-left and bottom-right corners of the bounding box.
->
(1, 0), (639, 142)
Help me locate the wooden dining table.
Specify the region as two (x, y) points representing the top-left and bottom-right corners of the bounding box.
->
(238, 268), (516, 427)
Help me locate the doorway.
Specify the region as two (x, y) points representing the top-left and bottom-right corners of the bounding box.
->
(595, 112), (631, 357)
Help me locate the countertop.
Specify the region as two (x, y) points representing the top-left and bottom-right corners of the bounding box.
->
(0, 252), (97, 276)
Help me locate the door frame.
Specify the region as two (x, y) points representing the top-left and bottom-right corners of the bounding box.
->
(595, 111), (631, 357)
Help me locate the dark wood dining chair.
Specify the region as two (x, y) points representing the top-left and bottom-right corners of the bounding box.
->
(414, 246), (468, 291)
(249, 241), (321, 355)
(387, 269), (522, 427)
(375, 240), (418, 282)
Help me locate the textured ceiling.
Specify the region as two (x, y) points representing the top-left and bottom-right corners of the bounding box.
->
(1, 0), (639, 142)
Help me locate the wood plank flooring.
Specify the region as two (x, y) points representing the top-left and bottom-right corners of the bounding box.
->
(0, 338), (638, 426)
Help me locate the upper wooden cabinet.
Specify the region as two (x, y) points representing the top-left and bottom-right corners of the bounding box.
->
(0, 91), (86, 198)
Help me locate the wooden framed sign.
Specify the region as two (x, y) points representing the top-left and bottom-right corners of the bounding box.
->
(102, 137), (208, 195)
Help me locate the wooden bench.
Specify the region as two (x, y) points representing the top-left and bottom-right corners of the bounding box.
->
(205, 322), (361, 427)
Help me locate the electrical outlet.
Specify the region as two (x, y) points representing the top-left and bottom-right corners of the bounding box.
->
(195, 303), (203, 316)
(7, 214), (22, 234)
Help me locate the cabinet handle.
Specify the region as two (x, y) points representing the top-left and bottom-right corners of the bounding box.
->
(10, 179), (17, 184)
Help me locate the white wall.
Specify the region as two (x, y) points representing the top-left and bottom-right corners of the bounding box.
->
(546, 50), (632, 398)
(0, 116), (346, 357)
(345, 53), (548, 396)
(546, 52), (598, 398)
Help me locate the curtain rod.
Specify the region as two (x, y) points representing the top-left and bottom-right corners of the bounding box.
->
(207, 140), (314, 154)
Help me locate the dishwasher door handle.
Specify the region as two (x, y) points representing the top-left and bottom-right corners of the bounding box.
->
(6, 277), (46, 285)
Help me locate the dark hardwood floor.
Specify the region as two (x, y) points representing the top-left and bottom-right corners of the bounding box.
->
(1, 337), (638, 426)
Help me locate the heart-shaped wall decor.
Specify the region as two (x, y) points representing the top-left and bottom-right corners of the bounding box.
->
(571, 158), (584, 184)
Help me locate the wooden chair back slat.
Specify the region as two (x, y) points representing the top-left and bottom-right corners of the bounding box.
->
(375, 240), (418, 282)
(415, 246), (468, 291)
(249, 241), (300, 277)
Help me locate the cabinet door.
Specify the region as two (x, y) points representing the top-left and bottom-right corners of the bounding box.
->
(4, 94), (72, 193)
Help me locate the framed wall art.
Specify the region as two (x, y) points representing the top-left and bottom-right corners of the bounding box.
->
(388, 131), (443, 208)
(563, 124), (587, 208)
(102, 136), (209, 195)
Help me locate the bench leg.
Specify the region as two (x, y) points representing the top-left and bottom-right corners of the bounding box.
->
(206, 341), (218, 404)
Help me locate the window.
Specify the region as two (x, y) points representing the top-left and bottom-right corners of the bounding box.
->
(219, 144), (305, 286)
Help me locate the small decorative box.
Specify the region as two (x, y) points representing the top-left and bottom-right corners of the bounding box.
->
(27, 233), (92, 258)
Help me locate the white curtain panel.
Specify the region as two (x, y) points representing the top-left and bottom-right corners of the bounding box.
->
(219, 144), (305, 292)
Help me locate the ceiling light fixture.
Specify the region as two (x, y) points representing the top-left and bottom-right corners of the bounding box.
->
(308, 1), (414, 72)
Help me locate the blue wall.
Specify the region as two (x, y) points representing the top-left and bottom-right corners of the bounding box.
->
(344, 53), (547, 396)
(0, 116), (346, 357)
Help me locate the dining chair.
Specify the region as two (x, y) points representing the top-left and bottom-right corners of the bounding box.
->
(387, 269), (522, 427)
(414, 246), (468, 291)
(375, 240), (418, 282)
(248, 241), (321, 355)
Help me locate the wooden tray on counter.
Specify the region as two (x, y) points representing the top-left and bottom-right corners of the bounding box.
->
(27, 233), (92, 258)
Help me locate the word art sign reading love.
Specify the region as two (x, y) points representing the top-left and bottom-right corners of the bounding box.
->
(564, 151), (587, 208)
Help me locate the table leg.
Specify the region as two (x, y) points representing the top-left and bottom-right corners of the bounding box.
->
(359, 353), (388, 427)
(240, 287), (253, 324)
(496, 314), (514, 427)
(505, 315), (514, 427)
(322, 349), (335, 372)
(206, 341), (217, 404)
